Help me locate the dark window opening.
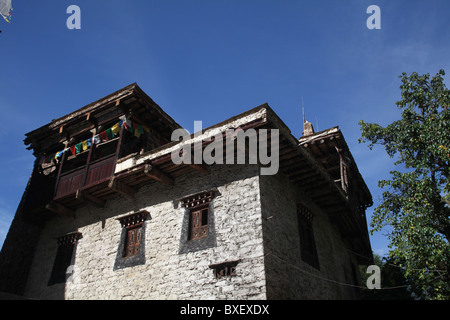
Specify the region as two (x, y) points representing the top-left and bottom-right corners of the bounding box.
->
(209, 260), (240, 279)
(90, 137), (119, 163)
(297, 204), (319, 269)
(119, 129), (146, 158)
(48, 232), (82, 286)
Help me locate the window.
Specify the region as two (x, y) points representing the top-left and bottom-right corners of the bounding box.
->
(114, 211), (149, 270)
(123, 224), (143, 258)
(181, 191), (214, 241)
(297, 204), (319, 269)
(48, 232), (82, 286)
(209, 260), (240, 279)
(189, 208), (209, 241)
(179, 191), (217, 254)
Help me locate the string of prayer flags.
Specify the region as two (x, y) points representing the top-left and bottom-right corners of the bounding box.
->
(123, 119), (149, 138)
(40, 119), (148, 165)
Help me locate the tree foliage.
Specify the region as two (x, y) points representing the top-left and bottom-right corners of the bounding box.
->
(359, 70), (450, 300)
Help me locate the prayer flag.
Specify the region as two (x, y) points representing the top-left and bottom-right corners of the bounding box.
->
(93, 135), (101, 145)
(99, 131), (108, 142)
(126, 120), (134, 133)
(106, 128), (114, 140)
(75, 143), (82, 154)
(111, 123), (120, 135)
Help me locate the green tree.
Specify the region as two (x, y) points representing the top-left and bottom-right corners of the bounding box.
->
(359, 70), (450, 300)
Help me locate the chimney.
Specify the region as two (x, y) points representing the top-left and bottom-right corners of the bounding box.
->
(301, 99), (315, 136)
(303, 120), (315, 136)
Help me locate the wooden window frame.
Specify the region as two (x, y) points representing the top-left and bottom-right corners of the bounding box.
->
(189, 206), (209, 241)
(178, 191), (217, 254)
(123, 223), (143, 258)
(181, 191), (214, 242)
(114, 211), (149, 270)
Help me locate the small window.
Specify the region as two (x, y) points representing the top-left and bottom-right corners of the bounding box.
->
(114, 211), (149, 270)
(179, 191), (217, 254)
(123, 224), (143, 258)
(209, 260), (240, 279)
(297, 204), (319, 269)
(189, 208), (209, 241)
(48, 232), (82, 286)
(181, 191), (214, 241)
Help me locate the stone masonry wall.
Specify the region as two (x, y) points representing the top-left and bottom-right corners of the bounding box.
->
(260, 172), (362, 299)
(24, 165), (267, 300)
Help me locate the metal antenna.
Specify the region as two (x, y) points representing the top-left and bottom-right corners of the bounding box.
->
(302, 97), (305, 124)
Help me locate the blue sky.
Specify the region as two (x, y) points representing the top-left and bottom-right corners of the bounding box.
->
(1, 1), (449, 258)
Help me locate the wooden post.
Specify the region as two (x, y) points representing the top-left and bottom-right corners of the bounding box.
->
(53, 149), (68, 198)
(81, 130), (97, 188)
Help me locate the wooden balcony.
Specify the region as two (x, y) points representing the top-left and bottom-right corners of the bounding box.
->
(54, 155), (116, 200)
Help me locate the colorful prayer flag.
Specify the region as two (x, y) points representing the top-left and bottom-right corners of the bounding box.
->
(82, 140), (88, 151)
(93, 135), (101, 145)
(99, 131), (108, 142)
(111, 123), (120, 135)
(106, 128), (114, 140)
(75, 143), (82, 154)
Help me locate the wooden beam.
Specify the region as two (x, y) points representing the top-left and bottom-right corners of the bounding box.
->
(108, 177), (136, 200)
(76, 189), (105, 208)
(144, 164), (174, 186)
(46, 201), (75, 216)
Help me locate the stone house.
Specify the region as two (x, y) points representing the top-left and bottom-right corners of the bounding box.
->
(0, 84), (373, 300)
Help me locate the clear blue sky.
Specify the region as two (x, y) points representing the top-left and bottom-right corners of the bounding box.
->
(1, 0), (449, 258)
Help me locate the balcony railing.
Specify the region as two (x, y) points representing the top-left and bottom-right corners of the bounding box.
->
(54, 155), (116, 199)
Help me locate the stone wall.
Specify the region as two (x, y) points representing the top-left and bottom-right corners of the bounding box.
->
(259, 172), (362, 299)
(23, 165), (267, 300)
